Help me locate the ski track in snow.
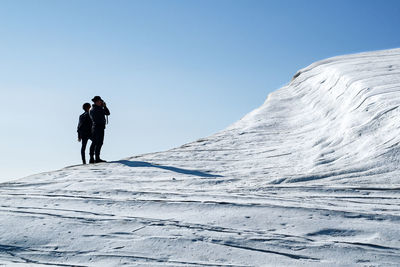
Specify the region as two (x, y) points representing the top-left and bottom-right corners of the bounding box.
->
(1, 48), (400, 266)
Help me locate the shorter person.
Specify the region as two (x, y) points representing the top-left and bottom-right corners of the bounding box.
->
(77, 103), (93, 164)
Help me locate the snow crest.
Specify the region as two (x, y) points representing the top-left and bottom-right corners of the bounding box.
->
(226, 48), (400, 185)
(1, 48), (400, 266)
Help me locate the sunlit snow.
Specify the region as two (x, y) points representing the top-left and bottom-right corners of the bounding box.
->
(1, 48), (400, 266)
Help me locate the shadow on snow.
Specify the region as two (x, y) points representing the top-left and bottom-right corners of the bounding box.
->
(113, 160), (223, 178)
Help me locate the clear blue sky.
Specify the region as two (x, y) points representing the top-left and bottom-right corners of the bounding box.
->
(1, 0), (400, 181)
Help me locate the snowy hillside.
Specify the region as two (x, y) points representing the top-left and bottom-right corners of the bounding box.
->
(1, 48), (400, 266)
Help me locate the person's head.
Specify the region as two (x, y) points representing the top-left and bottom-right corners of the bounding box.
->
(82, 103), (91, 112)
(91, 96), (103, 107)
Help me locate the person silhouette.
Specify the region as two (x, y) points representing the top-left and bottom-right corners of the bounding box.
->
(89, 96), (110, 163)
(77, 103), (93, 164)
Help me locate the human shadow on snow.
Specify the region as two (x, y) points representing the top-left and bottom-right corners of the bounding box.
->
(114, 160), (223, 178)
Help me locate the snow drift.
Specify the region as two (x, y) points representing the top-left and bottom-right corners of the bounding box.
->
(1, 48), (400, 266)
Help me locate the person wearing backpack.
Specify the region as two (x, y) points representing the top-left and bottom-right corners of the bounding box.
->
(89, 96), (110, 163)
(77, 103), (93, 164)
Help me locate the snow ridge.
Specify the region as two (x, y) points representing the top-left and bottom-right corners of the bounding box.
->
(1, 48), (400, 266)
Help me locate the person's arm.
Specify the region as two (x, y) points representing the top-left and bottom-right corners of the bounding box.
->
(77, 116), (83, 141)
(103, 105), (110, 116)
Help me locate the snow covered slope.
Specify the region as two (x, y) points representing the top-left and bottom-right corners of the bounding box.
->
(1, 48), (400, 266)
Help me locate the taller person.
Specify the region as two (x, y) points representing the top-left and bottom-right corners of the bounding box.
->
(89, 96), (110, 163)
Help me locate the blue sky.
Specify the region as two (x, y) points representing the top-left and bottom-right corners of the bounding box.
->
(1, 0), (400, 181)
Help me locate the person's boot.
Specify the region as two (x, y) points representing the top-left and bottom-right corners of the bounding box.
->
(89, 156), (95, 164)
(95, 153), (106, 163)
(82, 158), (87, 165)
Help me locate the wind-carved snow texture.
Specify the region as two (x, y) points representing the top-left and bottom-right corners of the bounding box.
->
(1, 48), (400, 266)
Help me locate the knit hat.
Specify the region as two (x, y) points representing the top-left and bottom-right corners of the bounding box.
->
(91, 96), (103, 102)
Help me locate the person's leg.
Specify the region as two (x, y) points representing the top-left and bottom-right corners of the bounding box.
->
(89, 130), (96, 163)
(95, 129), (105, 162)
(81, 137), (89, 164)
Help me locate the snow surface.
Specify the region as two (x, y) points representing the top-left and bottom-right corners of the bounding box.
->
(1, 48), (400, 266)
